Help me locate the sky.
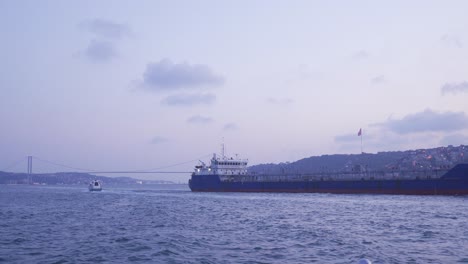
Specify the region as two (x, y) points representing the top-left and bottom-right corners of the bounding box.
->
(1, 1), (468, 181)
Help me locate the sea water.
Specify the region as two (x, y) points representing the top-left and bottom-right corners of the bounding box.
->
(1, 184), (467, 264)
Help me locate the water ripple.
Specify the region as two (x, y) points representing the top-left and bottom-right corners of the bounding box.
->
(1, 185), (468, 263)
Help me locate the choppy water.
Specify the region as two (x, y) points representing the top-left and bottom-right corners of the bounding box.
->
(1, 184), (468, 264)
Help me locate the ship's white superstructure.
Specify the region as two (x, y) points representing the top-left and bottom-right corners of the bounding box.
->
(194, 145), (248, 176)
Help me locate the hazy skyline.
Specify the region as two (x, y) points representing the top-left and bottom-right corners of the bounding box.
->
(1, 1), (468, 181)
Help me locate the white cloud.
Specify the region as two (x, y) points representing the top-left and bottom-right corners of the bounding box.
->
(441, 34), (463, 48)
(441, 81), (468, 95)
(81, 19), (130, 39)
(161, 93), (216, 106)
(352, 50), (370, 60)
(373, 109), (468, 134)
(84, 39), (117, 62)
(266, 97), (294, 106)
(141, 59), (225, 90)
(187, 115), (214, 124)
(371, 75), (386, 85)
(150, 136), (168, 144)
(223, 123), (238, 131)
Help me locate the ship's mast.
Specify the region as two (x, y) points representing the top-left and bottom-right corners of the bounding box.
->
(221, 138), (225, 159)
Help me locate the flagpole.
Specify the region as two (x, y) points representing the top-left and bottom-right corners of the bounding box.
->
(360, 130), (363, 154)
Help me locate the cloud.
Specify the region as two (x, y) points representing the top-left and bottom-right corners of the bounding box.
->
(441, 34), (463, 48)
(187, 115), (214, 124)
(374, 109), (468, 134)
(141, 59), (225, 90)
(150, 136), (168, 144)
(78, 19), (129, 63)
(371, 75), (386, 85)
(352, 50), (370, 60)
(266, 97), (294, 106)
(81, 19), (130, 39)
(161, 93), (216, 106)
(84, 39), (117, 62)
(223, 123), (238, 131)
(439, 134), (468, 146)
(441, 81), (468, 95)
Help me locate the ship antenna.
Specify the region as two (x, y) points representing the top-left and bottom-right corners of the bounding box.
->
(221, 137), (225, 159)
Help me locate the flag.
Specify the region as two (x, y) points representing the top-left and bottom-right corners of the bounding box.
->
(358, 128), (362, 136)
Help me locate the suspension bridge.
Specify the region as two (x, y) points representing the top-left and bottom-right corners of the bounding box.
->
(0, 155), (210, 175)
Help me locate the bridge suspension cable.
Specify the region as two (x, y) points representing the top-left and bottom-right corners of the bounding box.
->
(28, 154), (212, 174)
(32, 156), (96, 172)
(133, 153), (212, 172)
(1, 157), (26, 172)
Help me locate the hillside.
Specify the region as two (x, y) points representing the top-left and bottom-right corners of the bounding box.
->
(248, 145), (468, 174)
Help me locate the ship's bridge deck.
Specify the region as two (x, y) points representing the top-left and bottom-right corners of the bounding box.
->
(194, 153), (249, 176)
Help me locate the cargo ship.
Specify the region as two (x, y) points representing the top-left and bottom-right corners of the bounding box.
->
(188, 150), (468, 195)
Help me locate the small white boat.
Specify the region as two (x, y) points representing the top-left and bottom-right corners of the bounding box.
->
(88, 180), (102, 191)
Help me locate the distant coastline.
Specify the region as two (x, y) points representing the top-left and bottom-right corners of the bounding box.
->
(0, 171), (174, 185)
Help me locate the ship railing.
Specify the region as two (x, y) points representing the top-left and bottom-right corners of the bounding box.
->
(222, 169), (449, 183)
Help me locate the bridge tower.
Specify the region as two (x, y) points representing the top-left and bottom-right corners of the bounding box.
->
(27, 156), (32, 184)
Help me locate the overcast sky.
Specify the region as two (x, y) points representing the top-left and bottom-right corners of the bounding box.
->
(1, 1), (468, 181)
